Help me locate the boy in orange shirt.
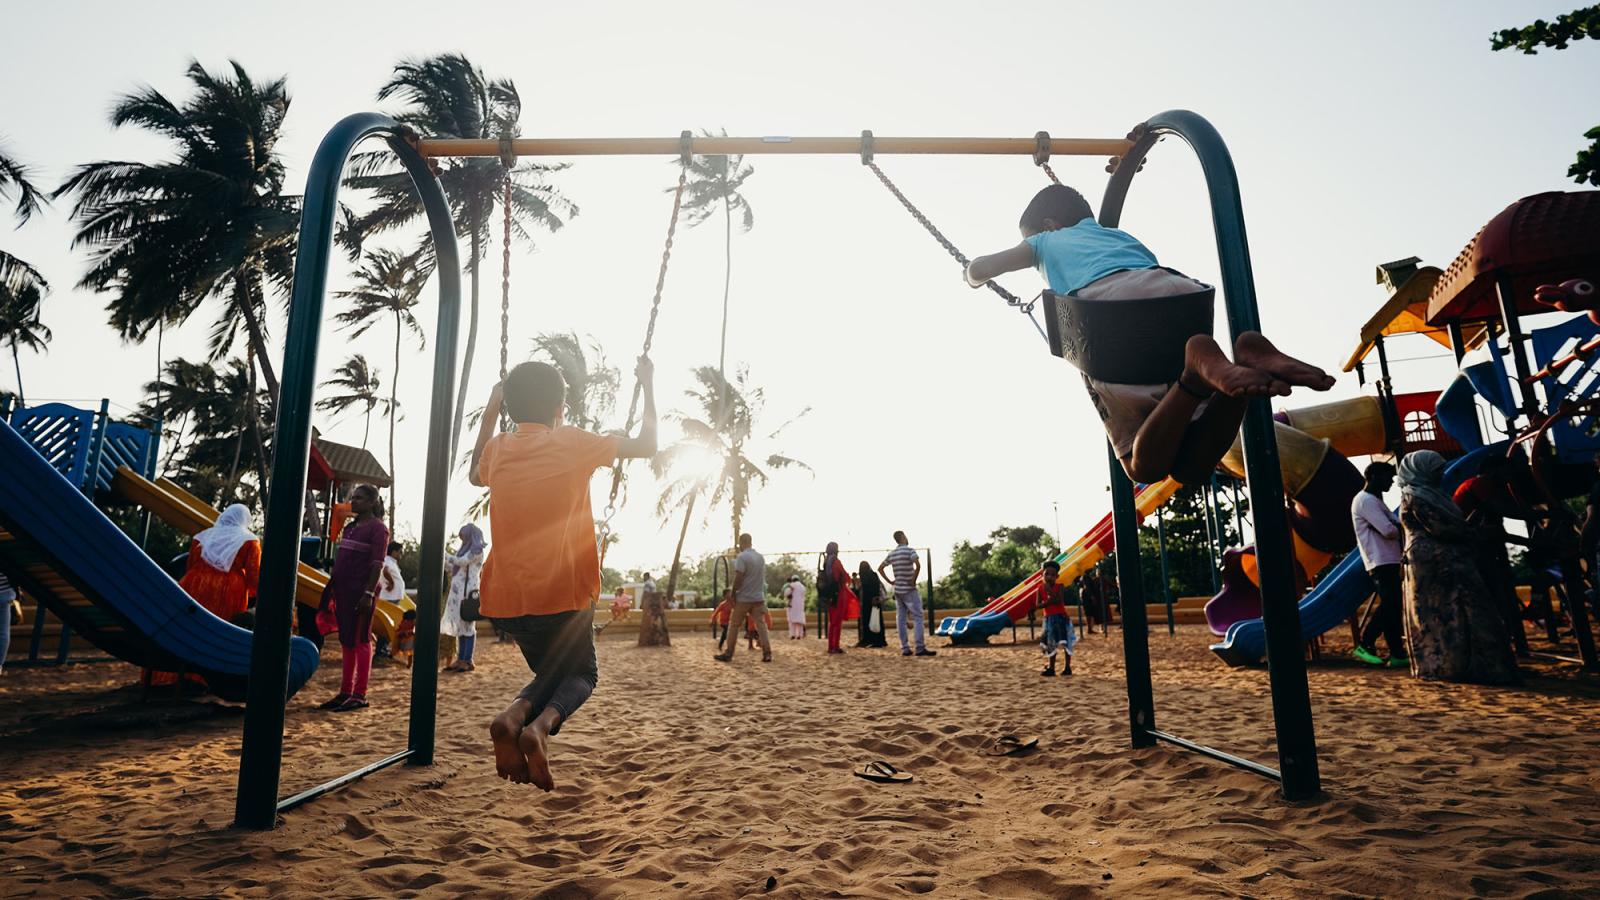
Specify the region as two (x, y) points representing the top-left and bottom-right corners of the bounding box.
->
(472, 357), (656, 791)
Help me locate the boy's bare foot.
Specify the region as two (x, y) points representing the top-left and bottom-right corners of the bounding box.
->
(490, 704), (533, 783)
(1233, 331), (1335, 391)
(1184, 334), (1288, 397)
(519, 710), (561, 792)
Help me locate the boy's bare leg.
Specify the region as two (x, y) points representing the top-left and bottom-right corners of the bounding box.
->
(1126, 336), (1273, 483)
(519, 706), (563, 792)
(490, 698), (536, 783)
(1169, 392), (1249, 487)
(1234, 331), (1335, 391)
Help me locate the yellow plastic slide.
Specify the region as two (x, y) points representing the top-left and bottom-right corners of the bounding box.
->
(110, 467), (403, 648)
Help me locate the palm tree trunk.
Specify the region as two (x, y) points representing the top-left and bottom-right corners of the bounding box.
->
(389, 311), (401, 523)
(221, 427), (244, 506)
(238, 278), (280, 404)
(449, 216), (483, 464)
(362, 406), (371, 450)
(645, 495), (697, 648)
(247, 353), (271, 507)
(9, 336), (23, 408)
(718, 196), (732, 382)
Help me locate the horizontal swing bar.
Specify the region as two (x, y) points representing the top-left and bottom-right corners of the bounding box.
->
(1145, 729), (1282, 782)
(276, 748), (414, 814)
(415, 135), (1134, 159)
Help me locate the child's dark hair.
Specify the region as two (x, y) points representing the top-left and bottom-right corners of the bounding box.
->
(504, 361), (566, 424)
(1019, 185), (1094, 234)
(387, 541), (403, 554)
(1042, 559), (1061, 574)
(402, 609), (417, 621)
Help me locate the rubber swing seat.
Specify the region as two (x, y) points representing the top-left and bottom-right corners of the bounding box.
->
(1043, 281), (1215, 385)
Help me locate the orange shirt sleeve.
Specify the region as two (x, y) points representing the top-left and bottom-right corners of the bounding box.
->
(565, 427), (620, 471)
(237, 541), (262, 597)
(479, 432), (506, 484)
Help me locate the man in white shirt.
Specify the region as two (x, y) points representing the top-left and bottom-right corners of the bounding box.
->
(1350, 462), (1405, 667)
(379, 541), (407, 605)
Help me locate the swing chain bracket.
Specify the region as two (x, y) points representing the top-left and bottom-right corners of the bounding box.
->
(1034, 131), (1061, 185)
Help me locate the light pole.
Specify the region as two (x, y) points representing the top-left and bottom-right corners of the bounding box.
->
(1052, 501), (1062, 551)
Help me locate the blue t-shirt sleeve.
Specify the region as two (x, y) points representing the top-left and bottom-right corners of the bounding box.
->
(1023, 233), (1048, 271)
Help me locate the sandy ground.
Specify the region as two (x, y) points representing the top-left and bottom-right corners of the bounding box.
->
(2, 624), (1599, 899)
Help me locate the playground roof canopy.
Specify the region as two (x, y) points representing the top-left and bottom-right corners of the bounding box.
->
(1425, 190), (1600, 326)
(310, 435), (391, 488)
(1343, 261), (1480, 372)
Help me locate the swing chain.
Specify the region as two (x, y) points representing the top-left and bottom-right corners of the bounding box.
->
(859, 133), (1023, 307)
(599, 155), (691, 550)
(499, 138), (515, 386)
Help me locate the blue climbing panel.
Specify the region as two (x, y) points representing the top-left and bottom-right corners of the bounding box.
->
(6, 402), (158, 493)
(1532, 316), (1600, 464)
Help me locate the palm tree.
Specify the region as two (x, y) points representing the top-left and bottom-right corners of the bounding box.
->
(0, 139), (49, 406)
(335, 248), (427, 518)
(140, 357), (272, 506)
(54, 60), (299, 403)
(0, 278), (48, 408)
(0, 138), (49, 294)
(649, 365), (809, 644)
(317, 355), (390, 450)
(678, 132), (755, 390)
(341, 53), (577, 464)
(531, 331), (619, 431)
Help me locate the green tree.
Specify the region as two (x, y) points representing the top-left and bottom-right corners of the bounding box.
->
(317, 354), (389, 450)
(335, 247), (427, 518)
(937, 525), (1058, 609)
(140, 357), (274, 506)
(650, 365), (809, 636)
(678, 132), (756, 398)
(0, 139), (49, 406)
(341, 53), (577, 464)
(1491, 6), (1600, 185)
(55, 60), (300, 401)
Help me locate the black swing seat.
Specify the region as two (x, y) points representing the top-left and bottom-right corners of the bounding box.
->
(1042, 281), (1215, 385)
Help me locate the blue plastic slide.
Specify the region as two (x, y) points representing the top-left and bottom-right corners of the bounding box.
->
(1210, 443), (1501, 667)
(0, 420), (319, 700)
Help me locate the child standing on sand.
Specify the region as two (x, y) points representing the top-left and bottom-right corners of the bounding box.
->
(1036, 560), (1075, 677)
(472, 358), (657, 791)
(966, 185), (1334, 485)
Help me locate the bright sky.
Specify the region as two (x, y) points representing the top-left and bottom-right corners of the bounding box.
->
(3, 1), (1596, 574)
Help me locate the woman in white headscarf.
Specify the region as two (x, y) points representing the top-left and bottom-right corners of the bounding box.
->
(441, 523), (487, 672)
(180, 504), (261, 625)
(149, 504), (261, 689)
(1398, 450), (1520, 685)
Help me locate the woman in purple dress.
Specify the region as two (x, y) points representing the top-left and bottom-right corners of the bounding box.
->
(317, 483), (390, 711)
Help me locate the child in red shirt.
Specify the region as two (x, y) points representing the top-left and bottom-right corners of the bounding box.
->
(1037, 560), (1076, 676)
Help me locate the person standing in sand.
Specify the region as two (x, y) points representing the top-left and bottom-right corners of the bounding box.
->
(441, 524), (486, 672)
(714, 534), (771, 663)
(879, 531), (935, 657)
(315, 484), (389, 712)
(1350, 462), (1406, 668)
(473, 358), (657, 791)
(1397, 451), (1520, 685)
(783, 575), (807, 639)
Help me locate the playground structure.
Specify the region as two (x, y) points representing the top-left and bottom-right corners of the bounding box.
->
(227, 109), (1328, 830)
(0, 402), (321, 699)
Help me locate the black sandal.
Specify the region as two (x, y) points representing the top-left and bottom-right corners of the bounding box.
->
(853, 761), (913, 784)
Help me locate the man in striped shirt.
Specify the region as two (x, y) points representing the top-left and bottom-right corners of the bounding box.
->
(878, 531), (936, 657)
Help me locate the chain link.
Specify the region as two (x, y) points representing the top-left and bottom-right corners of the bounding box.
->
(1040, 161), (1062, 185)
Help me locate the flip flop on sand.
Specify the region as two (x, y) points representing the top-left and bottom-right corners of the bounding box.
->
(853, 761), (913, 784)
(985, 734), (1039, 757)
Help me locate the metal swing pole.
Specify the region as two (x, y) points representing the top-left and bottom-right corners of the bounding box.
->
(1099, 110), (1321, 801)
(235, 113), (461, 829)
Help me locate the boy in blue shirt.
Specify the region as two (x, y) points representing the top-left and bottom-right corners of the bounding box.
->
(967, 184), (1333, 485)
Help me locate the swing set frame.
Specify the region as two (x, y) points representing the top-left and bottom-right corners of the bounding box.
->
(234, 109), (1321, 830)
